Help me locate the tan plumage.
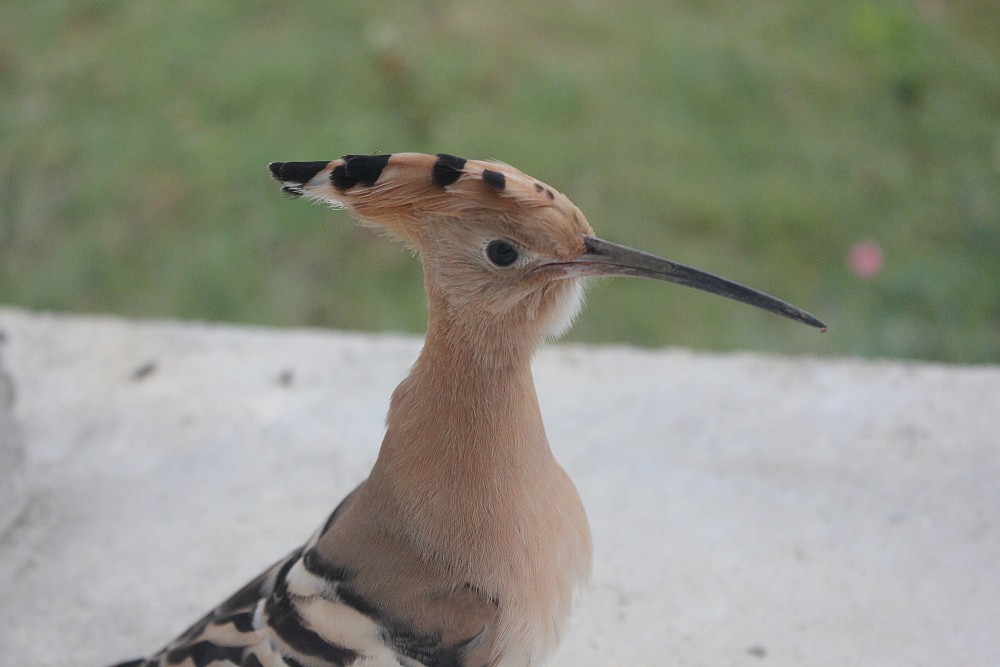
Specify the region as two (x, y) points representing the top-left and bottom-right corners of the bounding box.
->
(110, 153), (824, 667)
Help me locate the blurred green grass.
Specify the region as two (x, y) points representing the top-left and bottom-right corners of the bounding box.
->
(1, 1), (998, 362)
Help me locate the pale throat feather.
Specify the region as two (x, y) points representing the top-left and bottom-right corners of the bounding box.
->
(535, 277), (587, 341)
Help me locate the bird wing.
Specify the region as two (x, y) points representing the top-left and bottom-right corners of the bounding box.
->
(108, 487), (493, 667)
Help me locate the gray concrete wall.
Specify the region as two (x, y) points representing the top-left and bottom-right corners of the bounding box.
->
(0, 307), (997, 666)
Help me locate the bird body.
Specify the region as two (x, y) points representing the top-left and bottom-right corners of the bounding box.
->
(111, 153), (824, 667)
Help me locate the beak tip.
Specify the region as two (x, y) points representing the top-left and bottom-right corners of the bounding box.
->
(803, 313), (828, 331)
(795, 311), (827, 330)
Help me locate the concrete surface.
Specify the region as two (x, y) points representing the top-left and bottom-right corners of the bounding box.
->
(0, 306), (997, 667)
(0, 329), (25, 539)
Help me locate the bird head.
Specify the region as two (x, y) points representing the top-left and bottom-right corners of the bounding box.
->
(269, 153), (825, 343)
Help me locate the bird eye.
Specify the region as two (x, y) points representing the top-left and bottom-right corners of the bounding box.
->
(486, 240), (519, 267)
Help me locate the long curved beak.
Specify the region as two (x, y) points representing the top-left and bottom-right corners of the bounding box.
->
(564, 236), (827, 330)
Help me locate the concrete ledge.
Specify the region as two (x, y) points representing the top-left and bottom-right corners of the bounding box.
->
(0, 307), (997, 666)
(0, 331), (25, 538)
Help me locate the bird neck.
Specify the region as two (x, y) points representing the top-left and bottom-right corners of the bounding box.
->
(365, 305), (566, 564)
(372, 312), (550, 496)
(362, 311), (591, 662)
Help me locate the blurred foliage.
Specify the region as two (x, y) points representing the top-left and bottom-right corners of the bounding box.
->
(1, 1), (998, 362)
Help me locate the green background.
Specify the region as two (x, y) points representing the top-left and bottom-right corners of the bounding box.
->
(2, 1), (998, 362)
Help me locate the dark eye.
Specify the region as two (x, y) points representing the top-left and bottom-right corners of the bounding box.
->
(486, 240), (519, 267)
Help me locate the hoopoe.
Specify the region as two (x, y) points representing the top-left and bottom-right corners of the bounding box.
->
(110, 153), (824, 667)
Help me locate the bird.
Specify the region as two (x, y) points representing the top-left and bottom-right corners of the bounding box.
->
(109, 152), (825, 667)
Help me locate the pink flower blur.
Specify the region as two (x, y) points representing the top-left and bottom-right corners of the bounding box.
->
(848, 240), (884, 278)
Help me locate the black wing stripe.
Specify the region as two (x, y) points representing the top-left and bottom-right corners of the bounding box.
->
(302, 548), (354, 583)
(336, 584), (469, 667)
(212, 610), (256, 634)
(265, 556), (360, 666)
(164, 640), (245, 667)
